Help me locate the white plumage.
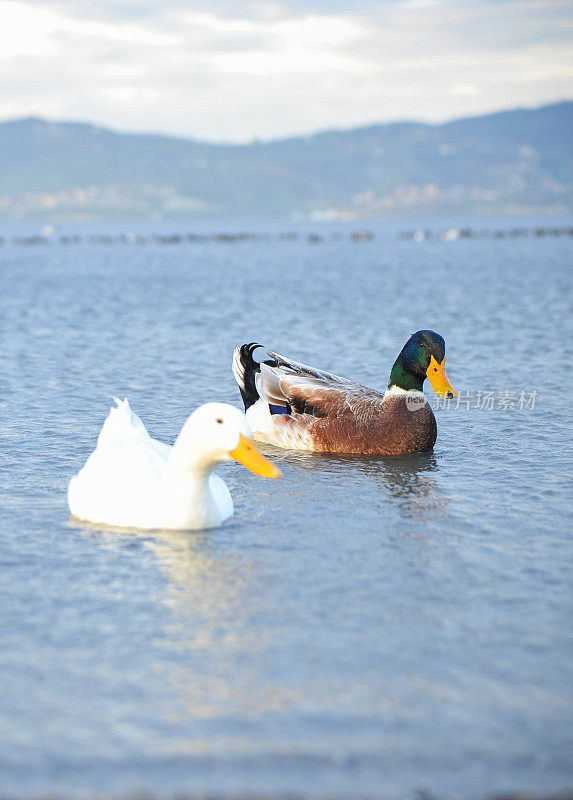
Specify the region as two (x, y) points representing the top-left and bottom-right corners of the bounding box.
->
(68, 398), (280, 531)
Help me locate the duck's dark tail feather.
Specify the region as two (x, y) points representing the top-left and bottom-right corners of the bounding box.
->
(232, 343), (266, 411)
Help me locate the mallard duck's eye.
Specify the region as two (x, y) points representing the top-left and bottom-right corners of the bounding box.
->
(216, 418), (224, 424)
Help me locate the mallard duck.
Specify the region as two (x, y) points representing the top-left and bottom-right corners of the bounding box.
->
(68, 399), (281, 530)
(232, 330), (456, 456)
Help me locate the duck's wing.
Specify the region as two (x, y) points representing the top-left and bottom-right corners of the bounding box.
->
(235, 343), (389, 452)
(97, 397), (150, 445)
(95, 397), (169, 466)
(257, 350), (384, 417)
(68, 399), (170, 524)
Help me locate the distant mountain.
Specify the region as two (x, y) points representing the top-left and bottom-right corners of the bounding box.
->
(0, 102), (571, 220)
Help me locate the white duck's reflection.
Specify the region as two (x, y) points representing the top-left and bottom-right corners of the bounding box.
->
(75, 448), (446, 723)
(132, 527), (298, 720)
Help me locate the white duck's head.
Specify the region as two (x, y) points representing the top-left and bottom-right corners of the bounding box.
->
(170, 402), (281, 478)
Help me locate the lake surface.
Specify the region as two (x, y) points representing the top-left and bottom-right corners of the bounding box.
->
(1, 217), (572, 799)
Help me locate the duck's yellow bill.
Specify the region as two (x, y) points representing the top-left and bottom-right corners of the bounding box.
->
(426, 355), (457, 398)
(230, 433), (282, 478)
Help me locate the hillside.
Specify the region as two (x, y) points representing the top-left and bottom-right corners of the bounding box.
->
(0, 102), (571, 220)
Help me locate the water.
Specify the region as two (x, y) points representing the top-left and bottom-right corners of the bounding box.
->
(1, 218), (572, 799)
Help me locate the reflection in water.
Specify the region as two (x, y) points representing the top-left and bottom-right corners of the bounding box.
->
(83, 525), (297, 725)
(276, 448), (447, 521)
(76, 449), (446, 730)
(147, 530), (268, 721)
(375, 454), (448, 519)
(361, 453), (449, 520)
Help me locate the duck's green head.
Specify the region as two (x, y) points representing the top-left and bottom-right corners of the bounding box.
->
(388, 330), (456, 397)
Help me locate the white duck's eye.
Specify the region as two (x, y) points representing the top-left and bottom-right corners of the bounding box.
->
(216, 418), (224, 424)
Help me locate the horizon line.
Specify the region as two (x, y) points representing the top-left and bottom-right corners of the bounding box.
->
(1, 98), (571, 147)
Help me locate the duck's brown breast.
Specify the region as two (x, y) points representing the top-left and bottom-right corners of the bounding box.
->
(309, 392), (437, 455)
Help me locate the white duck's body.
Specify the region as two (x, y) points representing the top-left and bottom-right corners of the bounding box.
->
(68, 399), (279, 531)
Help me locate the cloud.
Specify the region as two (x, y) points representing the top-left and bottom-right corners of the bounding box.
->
(0, 0), (571, 141)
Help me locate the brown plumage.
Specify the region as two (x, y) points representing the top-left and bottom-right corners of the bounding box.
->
(233, 342), (445, 456)
(295, 388), (436, 455)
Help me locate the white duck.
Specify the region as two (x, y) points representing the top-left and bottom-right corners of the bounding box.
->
(68, 398), (281, 530)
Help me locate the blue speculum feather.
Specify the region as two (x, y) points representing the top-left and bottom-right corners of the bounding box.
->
(269, 404), (288, 415)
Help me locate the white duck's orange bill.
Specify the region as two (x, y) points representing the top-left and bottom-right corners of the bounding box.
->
(426, 355), (457, 398)
(230, 434), (282, 478)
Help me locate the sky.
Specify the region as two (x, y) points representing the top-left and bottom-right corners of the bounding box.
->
(1, 0), (572, 142)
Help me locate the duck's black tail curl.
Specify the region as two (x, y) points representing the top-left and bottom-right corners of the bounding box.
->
(232, 343), (267, 411)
